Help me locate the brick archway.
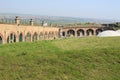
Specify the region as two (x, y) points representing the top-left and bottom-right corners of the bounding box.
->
(25, 32), (31, 42)
(32, 32), (38, 42)
(19, 33), (23, 42)
(86, 29), (94, 36)
(39, 32), (43, 40)
(48, 32), (52, 39)
(7, 32), (17, 43)
(67, 29), (75, 37)
(77, 29), (85, 37)
(44, 31), (48, 40)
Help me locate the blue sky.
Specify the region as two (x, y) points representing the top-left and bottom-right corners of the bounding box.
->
(0, 0), (120, 20)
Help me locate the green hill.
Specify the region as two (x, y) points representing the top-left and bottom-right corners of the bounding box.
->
(0, 37), (120, 80)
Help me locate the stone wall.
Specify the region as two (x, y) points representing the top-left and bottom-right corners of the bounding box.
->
(60, 27), (103, 38)
(0, 24), (59, 44)
(0, 16), (103, 44)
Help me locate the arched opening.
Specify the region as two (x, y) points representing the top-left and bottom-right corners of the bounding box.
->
(0, 36), (2, 44)
(19, 33), (23, 42)
(32, 32), (38, 42)
(39, 32), (43, 40)
(53, 31), (58, 39)
(67, 29), (75, 37)
(96, 29), (102, 35)
(25, 32), (31, 42)
(48, 32), (52, 39)
(51, 32), (54, 38)
(7, 33), (16, 43)
(86, 29), (94, 36)
(77, 29), (84, 37)
(44, 32), (48, 40)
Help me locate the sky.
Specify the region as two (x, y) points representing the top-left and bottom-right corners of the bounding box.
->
(0, 0), (120, 20)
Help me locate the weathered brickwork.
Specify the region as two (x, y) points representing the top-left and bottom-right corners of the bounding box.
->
(0, 24), (59, 44)
(60, 27), (102, 37)
(0, 16), (103, 44)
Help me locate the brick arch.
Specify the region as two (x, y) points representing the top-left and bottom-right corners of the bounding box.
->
(25, 32), (32, 42)
(86, 29), (94, 36)
(33, 32), (38, 35)
(39, 32), (43, 40)
(44, 31), (48, 40)
(39, 32), (43, 35)
(25, 31), (32, 36)
(19, 32), (24, 42)
(48, 31), (51, 35)
(49, 31), (52, 34)
(67, 29), (75, 37)
(18, 32), (24, 36)
(32, 32), (38, 42)
(7, 32), (17, 43)
(96, 29), (102, 35)
(77, 29), (85, 37)
(0, 33), (3, 44)
(9, 32), (17, 37)
(48, 31), (52, 38)
(51, 31), (55, 36)
(51, 31), (55, 38)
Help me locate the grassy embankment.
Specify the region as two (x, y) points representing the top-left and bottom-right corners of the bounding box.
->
(0, 37), (120, 80)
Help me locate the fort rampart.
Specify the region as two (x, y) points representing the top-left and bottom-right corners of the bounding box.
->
(0, 16), (103, 44)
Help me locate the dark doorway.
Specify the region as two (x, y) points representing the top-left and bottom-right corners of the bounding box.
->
(19, 33), (23, 42)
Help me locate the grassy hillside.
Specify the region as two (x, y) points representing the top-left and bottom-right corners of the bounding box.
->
(0, 37), (120, 80)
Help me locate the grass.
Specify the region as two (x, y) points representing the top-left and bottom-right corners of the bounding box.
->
(0, 37), (120, 80)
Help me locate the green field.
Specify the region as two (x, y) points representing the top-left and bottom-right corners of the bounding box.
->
(0, 37), (120, 80)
